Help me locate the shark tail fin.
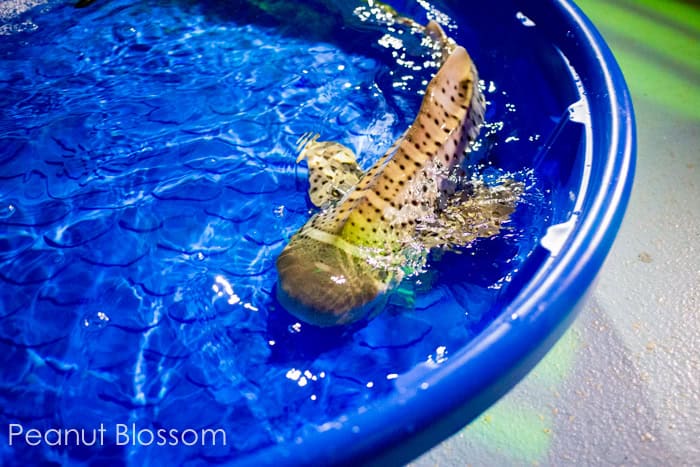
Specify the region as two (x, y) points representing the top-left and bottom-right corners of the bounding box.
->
(296, 132), (364, 208)
(425, 20), (457, 63)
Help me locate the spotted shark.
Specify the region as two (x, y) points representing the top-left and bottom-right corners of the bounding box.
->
(276, 21), (522, 327)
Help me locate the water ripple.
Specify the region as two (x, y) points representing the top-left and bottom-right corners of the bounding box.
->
(43, 214), (114, 248)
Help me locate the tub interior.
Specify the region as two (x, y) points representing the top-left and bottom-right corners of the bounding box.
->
(0, 0), (589, 463)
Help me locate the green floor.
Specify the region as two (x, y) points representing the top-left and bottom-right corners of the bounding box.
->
(576, 0), (700, 122)
(414, 1), (700, 465)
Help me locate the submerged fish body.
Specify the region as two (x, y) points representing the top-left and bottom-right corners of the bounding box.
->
(277, 24), (520, 327)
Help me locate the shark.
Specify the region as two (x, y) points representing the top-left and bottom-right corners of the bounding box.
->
(276, 20), (522, 327)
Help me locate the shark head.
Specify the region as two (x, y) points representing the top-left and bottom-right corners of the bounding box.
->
(276, 232), (393, 326)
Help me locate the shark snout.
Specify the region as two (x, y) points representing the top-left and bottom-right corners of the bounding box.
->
(275, 234), (387, 327)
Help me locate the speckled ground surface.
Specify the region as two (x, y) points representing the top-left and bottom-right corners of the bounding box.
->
(413, 0), (700, 464)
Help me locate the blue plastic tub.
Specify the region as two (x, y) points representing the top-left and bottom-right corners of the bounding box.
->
(238, 0), (636, 464)
(0, 0), (634, 465)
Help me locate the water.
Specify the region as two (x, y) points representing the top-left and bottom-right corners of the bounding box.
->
(0, 0), (570, 464)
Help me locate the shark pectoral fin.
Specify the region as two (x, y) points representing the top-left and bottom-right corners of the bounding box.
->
(417, 179), (524, 250)
(296, 133), (364, 207)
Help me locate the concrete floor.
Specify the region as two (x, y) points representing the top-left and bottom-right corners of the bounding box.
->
(414, 0), (700, 465)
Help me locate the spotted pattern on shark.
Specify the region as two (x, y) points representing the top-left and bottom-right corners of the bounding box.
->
(276, 21), (521, 327)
